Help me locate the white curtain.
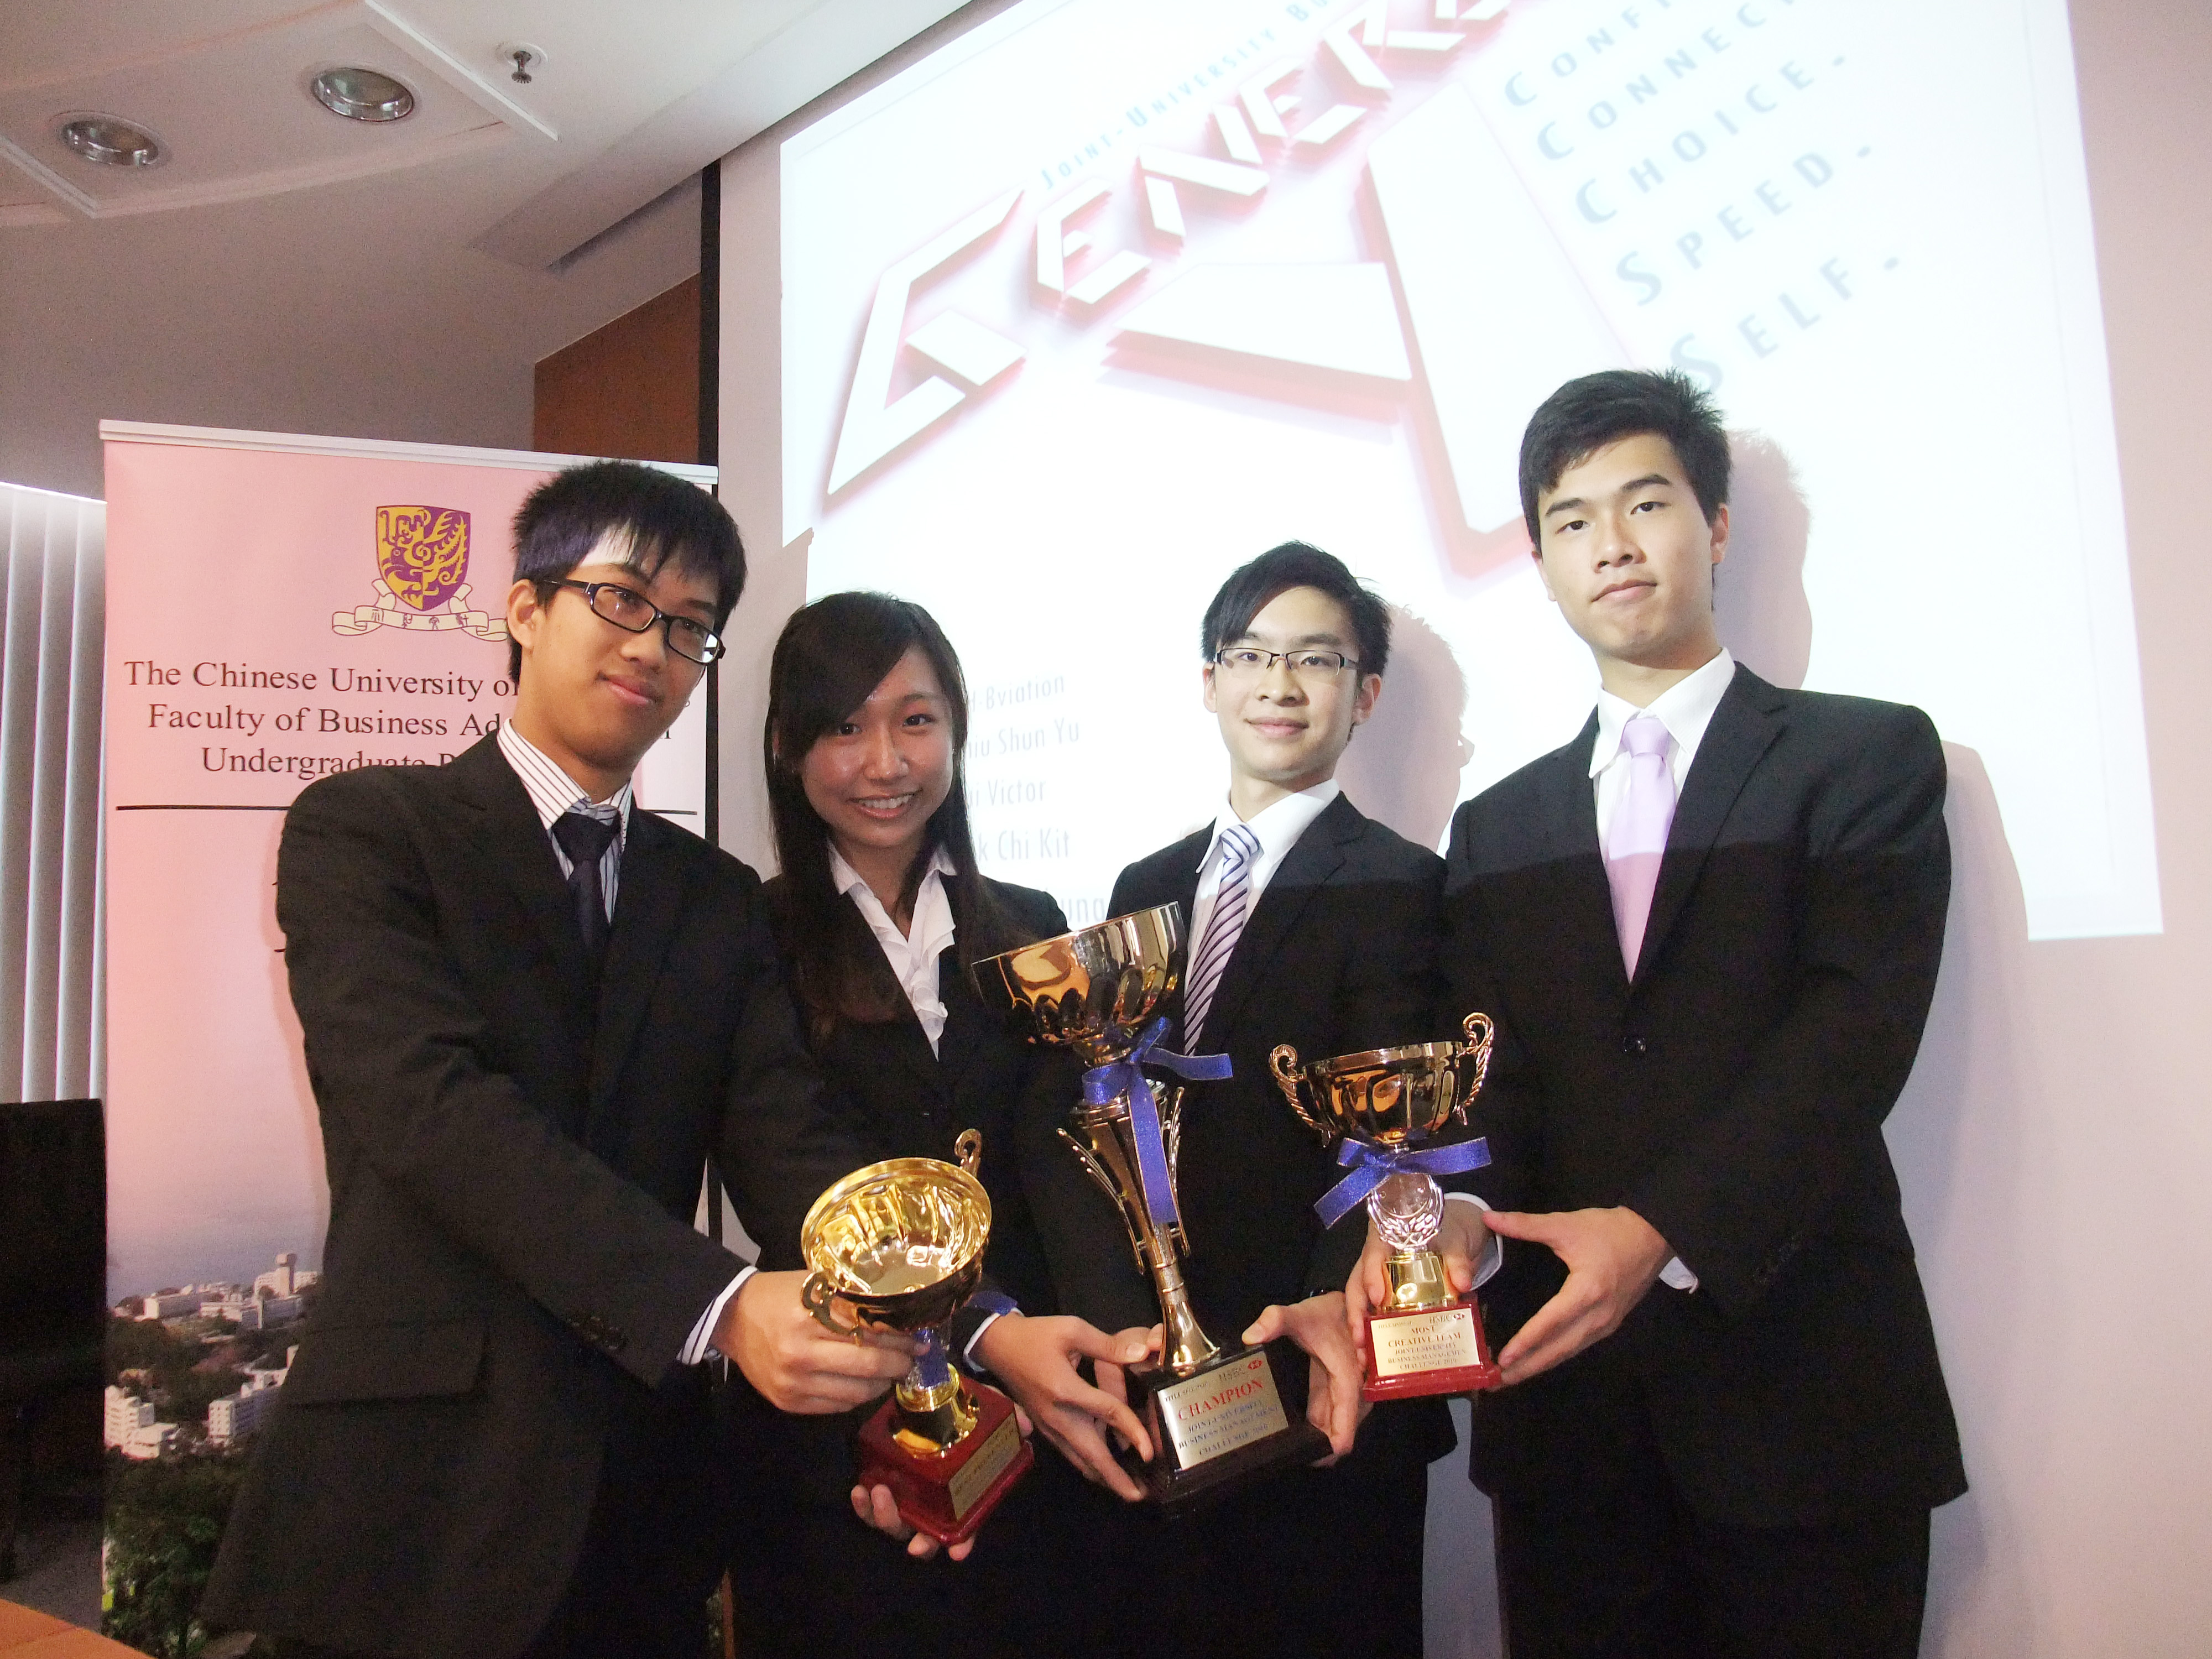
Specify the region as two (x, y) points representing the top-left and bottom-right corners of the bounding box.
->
(1, 481), (104, 1103)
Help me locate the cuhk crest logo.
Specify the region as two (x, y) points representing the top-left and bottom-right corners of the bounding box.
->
(332, 506), (509, 640)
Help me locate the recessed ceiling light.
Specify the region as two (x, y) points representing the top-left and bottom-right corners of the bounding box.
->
(311, 67), (415, 123)
(58, 116), (164, 168)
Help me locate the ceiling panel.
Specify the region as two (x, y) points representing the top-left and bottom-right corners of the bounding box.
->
(0, 3), (554, 218)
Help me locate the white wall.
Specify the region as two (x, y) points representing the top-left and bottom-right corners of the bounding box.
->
(1900, 2), (2212, 1650)
(0, 162), (701, 502)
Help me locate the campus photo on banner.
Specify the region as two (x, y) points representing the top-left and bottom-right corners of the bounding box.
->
(756, 0), (2155, 942)
(97, 425), (709, 1652)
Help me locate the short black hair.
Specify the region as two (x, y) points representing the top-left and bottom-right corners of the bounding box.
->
(1518, 369), (1730, 545)
(1200, 541), (1391, 678)
(506, 460), (744, 682)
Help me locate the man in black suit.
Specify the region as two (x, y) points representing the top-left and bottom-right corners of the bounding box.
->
(1094, 542), (1452, 1658)
(205, 462), (913, 1659)
(1354, 371), (1965, 1656)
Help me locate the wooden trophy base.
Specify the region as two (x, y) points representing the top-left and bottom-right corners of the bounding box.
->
(1120, 1340), (1333, 1518)
(854, 1377), (1034, 1547)
(1363, 1295), (1503, 1401)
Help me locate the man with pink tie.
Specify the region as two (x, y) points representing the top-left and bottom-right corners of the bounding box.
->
(1359, 369), (1965, 1656)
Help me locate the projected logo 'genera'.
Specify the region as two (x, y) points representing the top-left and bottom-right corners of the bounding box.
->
(825, 0), (1591, 544)
(823, 0), (1866, 568)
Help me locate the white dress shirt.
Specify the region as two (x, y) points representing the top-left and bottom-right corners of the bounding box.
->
(831, 846), (957, 1054)
(1587, 646), (1737, 1293)
(1184, 779), (1342, 956)
(1590, 646), (1738, 857)
(496, 719), (630, 914)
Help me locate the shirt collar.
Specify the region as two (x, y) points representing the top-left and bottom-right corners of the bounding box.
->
(1589, 648), (1737, 778)
(830, 844), (958, 979)
(497, 719), (633, 836)
(828, 843), (956, 901)
(1199, 777), (1341, 870)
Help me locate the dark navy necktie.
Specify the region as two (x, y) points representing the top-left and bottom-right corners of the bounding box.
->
(550, 810), (619, 962)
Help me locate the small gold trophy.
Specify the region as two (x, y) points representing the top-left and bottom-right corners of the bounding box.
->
(1270, 1013), (1503, 1400)
(970, 905), (1331, 1514)
(799, 1130), (1033, 1545)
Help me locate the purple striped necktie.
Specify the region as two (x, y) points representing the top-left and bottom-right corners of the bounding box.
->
(1605, 714), (1676, 978)
(1181, 822), (1260, 1048)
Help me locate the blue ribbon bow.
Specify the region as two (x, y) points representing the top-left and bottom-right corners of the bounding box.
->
(1314, 1135), (1492, 1228)
(1080, 1016), (1232, 1234)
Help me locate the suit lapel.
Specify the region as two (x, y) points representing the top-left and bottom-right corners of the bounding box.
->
(1200, 792), (1354, 1046)
(1527, 714), (1632, 995)
(934, 952), (987, 1093)
(841, 894), (946, 1099)
(1140, 830), (1208, 1037)
(446, 736), (593, 994)
(585, 811), (695, 1136)
(1635, 665), (1786, 986)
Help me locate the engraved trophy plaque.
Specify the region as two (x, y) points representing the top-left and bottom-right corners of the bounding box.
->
(799, 1131), (1033, 1545)
(1270, 1013), (1503, 1400)
(969, 905), (1331, 1514)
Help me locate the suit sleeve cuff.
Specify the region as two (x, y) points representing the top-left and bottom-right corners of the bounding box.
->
(1442, 1191), (1504, 1288)
(959, 1290), (1020, 1374)
(682, 1266), (757, 1365)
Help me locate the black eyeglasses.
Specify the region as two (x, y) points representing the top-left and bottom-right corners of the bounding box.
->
(551, 580), (724, 665)
(1211, 646), (1360, 680)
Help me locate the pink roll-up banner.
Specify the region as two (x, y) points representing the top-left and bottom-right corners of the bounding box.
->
(95, 422), (713, 1651)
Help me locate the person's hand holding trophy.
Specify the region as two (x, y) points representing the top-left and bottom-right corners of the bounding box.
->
(799, 1130), (1034, 1549)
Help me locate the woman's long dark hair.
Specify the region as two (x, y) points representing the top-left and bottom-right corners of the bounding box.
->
(764, 592), (1020, 1041)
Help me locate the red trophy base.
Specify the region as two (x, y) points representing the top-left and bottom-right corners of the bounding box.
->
(854, 1378), (1034, 1547)
(1363, 1295), (1503, 1402)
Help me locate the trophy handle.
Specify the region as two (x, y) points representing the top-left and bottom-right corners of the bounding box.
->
(954, 1127), (983, 1173)
(1269, 1044), (1329, 1138)
(1057, 1125), (1151, 1275)
(800, 1271), (863, 1339)
(1157, 1084), (1191, 1256)
(1455, 1012), (1496, 1125)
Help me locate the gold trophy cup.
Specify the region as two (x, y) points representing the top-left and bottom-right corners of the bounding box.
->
(1270, 1013), (1503, 1400)
(970, 905), (1330, 1514)
(799, 1130), (1032, 1545)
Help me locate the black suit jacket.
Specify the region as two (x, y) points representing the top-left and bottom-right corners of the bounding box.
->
(745, 875), (1099, 1504)
(1105, 791), (1450, 1461)
(205, 735), (869, 1658)
(1447, 664), (1966, 1526)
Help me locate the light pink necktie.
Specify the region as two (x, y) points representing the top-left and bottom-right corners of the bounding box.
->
(1605, 714), (1676, 978)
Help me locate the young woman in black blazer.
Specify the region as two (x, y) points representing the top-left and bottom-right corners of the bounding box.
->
(724, 591), (1150, 1659)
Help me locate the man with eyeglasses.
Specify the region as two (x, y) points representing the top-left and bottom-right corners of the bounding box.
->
(1076, 542), (1451, 1659)
(206, 461), (914, 1659)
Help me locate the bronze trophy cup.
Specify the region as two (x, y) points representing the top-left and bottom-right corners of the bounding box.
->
(969, 905), (1330, 1514)
(1270, 1013), (1503, 1400)
(799, 1130), (1032, 1545)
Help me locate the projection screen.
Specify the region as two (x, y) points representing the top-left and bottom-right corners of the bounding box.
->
(719, 0), (2158, 942)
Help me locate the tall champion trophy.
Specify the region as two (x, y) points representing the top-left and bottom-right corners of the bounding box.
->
(1270, 1013), (1503, 1400)
(799, 1130), (1033, 1546)
(970, 905), (1331, 1514)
